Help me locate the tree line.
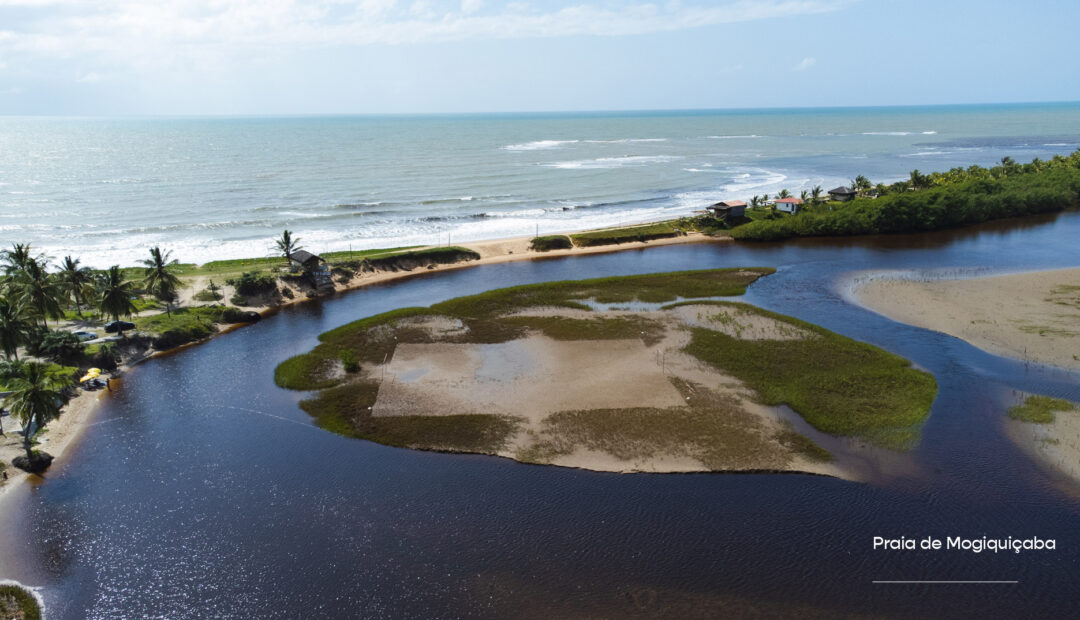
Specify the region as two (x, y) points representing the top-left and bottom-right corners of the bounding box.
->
(731, 151), (1080, 241)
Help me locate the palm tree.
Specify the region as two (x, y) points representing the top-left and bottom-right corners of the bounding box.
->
(778, 189), (791, 199)
(58, 256), (94, 317)
(749, 195), (761, 208)
(800, 190), (809, 203)
(3, 361), (70, 465)
(142, 246), (182, 317)
(0, 296), (32, 360)
(14, 258), (63, 328)
(275, 230), (302, 265)
(1, 243), (35, 279)
(98, 265), (137, 325)
(811, 185), (823, 204)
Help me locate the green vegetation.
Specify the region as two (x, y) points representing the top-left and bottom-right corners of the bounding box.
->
(504, 315), (667, 346)
(570, 221), (684, 247)
(132, 305), (255, 350)
(298, 381), (519, 452)
(0, 584), (42, 620)
(731, 153), (1080, 241)
(228, 271), (277, 297)
(2, 360), (73, 467)
(1007, 395), (1078, 424)
(529, 235), (573, 251)
(360, 246), (480, 269)
(684, 302), (937, 448)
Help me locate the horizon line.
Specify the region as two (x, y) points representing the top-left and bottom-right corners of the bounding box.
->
(2, 100), (1078, 121)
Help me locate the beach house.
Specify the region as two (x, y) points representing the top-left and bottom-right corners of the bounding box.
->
(707, 200), (746, 220)
(773, 197), (804, 214)
(828, 186), (857, 202)
(288, 250), (333, 288)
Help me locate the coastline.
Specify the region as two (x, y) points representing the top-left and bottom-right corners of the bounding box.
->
(0, 230), (722, 498)
(0, 387), (109, 499)
(849, 266), (1080, 370)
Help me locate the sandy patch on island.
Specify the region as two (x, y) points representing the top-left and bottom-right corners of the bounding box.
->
(373, 337), (686, 423)
(1007, 406), (1080, 484)
(855, 267), (1080, 369)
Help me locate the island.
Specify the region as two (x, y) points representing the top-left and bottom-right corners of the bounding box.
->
(276, 269), (937, 476)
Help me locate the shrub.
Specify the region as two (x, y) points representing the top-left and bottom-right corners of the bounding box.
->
(339, 349), (360, 373)
(193, 289), (223, 302)
(153, 324), (216, 350)
(92, 342), (119, 371)
(281, 287), (295, 299)
(230, 293), (247, 306)
(529, 235), (573, 251)
(227, 271), (278, 297)
(36, 330), (85, 363)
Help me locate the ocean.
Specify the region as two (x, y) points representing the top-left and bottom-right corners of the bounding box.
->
(2, 102), (1079, 267)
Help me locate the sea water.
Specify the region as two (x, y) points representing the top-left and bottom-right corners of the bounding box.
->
(2, 102), (1079, 267)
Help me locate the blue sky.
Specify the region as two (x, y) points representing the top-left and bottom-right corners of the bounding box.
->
(0, 0), (1077, 115)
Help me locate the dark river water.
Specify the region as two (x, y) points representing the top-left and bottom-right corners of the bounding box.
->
(2, 213), (1080, 619)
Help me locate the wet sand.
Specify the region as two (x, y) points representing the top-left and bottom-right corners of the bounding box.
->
(854, 267), (1080, 369)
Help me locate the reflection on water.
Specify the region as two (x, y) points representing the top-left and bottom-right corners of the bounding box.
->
(1, 212), (1080, 618)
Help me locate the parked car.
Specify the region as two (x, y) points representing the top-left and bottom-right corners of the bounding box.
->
(103, 320), (136, 334)
(72, 330), (97, 341)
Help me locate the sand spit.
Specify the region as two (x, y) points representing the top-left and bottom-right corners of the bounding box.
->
(854, 267), (1080, 369)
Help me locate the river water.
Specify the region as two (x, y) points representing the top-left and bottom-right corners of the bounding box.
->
(1, 213), (1079, 618)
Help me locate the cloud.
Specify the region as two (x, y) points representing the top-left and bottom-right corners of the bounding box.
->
(77, 71), (103, 83)
(0, 1), (850, 80)
(792, 56), (817, 71)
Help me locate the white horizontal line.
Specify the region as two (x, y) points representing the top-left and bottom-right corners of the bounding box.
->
(873, 581), (1018, 584)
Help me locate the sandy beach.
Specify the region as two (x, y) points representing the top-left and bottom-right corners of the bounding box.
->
(854, 267), (1080, 369)
(0, 387), (109, 497)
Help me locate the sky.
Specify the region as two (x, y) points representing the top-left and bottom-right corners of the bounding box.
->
(0, 0), (1078, 115)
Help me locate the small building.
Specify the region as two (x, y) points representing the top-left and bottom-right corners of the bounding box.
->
(773, 197), (804, 214)
(288, 250), (333, 288)
(828, 186), (857, 202)
(707, 200), (746, 220)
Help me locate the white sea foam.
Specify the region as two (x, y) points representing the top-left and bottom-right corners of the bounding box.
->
(922, 131), (938, 135)
(501, 140), (579, 151)
(543, 155), (682, 170)
(862, 131), (913, 136)
(583, 138), (668, 143)
(1044, 143), (1070, 146)
(707, 135), (762, 139)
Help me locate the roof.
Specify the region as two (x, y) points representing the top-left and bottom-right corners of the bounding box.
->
(710, 200), (747, 208)
(774, 197), (803, 204)
(828, 186), (856, 195)
(288, 250), (321, 265)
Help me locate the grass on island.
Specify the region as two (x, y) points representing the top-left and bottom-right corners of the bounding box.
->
(275, 268), (773, 391)
(277, 268), (936, 461)
(1008, 395), (1079, 424)
(518, 378), (832, 468)
(298, 381), (520, 453)
(132, 305), (259, 349)
(0, 585), (42, 620)
(529, 235), (573, 252)
(570, 221), (684, 247)
(682, 302), (937, 448)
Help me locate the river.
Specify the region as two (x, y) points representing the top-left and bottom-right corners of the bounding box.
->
(2, 213), (1079, 618)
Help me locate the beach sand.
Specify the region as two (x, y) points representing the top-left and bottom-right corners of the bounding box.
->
(854, 267), (1080, 369)
(1006, 401), (1080, 487)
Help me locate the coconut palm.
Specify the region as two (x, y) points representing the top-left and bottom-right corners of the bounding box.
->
(142, 246), (182, 317)
(0, 296), (32, 360)
(800, 190), (809, 203)
(3, 361), (70, 464)
(98, 265), (137, 324)
(58, 256), (94, 317)
(778, 189), (791, 199)
(811, 185), (823, 204)
(14, 258), (63, 328)
(1, 243), (35, 279)
(275, 230), (302, 265)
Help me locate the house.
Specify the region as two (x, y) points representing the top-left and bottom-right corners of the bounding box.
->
(828, 186), (857, 202)
(288, 250), (333, 288)
(707, 200), (746, 220)
(773, 197), (804, 214)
